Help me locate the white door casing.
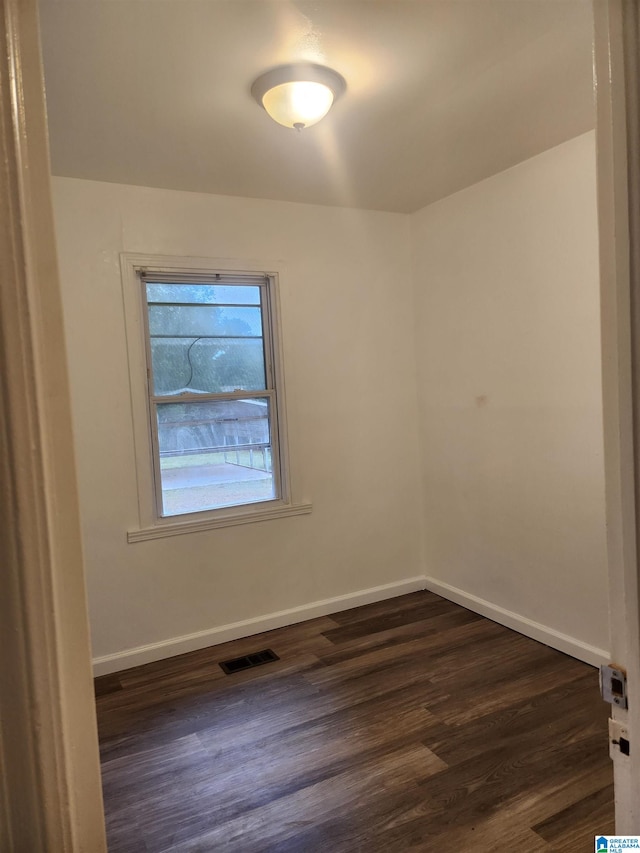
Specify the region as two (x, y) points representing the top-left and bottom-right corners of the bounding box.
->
(0, 0), (106, 848)
(594, 0), (640, 832)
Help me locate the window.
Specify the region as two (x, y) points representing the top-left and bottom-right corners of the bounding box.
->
(140, 270), (284, 518)
(119, 254), (314, 541)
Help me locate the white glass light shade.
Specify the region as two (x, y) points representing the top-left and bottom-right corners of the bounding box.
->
(261, 81), (334, 129)
(251, 64), (346, 131)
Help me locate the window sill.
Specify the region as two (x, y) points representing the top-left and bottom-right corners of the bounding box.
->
(127, 501), (312, 543)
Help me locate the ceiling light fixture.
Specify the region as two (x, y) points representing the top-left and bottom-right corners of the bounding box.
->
(251, 63), (346, 131)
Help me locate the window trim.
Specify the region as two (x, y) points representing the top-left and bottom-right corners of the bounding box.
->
(120, 253), (311, 541)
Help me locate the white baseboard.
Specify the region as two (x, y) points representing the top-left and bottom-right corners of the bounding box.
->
(93, 573), (610, 676)
(92, 576), (426, 676)
(422, 575), (609, 668)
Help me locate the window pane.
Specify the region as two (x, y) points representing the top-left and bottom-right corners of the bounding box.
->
(150, 337), (266, 394)
(156, 398), (275, 516)
(146, 282), (261, 305)
(148, 304), (263, 337)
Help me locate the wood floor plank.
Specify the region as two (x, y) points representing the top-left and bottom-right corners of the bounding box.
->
(94, 673), (123, 697)
(313, 605), (482, 668)
(391, 817), (551, 853)
(369, 728), (607, 851)
(99, 669), (323, 762)
(322, 594), (464, 643)
(95, 593), (613, 852)
(327, 590), (448, 626)
(426, 649), (590, 726)
(532, 784), (615, 846)
(194, 700), (444, 817)
(313, 611), (506, 674)
(490, 761), (615, 847)
(424, 670), (606, 766)
(162, 743), (446, 852)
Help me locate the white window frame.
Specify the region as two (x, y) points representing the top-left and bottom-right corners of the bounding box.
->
(120, 253), (311, 542)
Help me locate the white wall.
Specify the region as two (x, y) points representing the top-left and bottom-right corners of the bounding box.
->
(52, 178), (424, 670)
(411, 131), (609, 658)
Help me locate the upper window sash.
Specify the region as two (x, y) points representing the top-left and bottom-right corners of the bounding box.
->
(142, 274), (273, 400)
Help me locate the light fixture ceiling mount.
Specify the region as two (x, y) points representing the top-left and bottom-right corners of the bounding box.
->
(251, 63), (346, 131)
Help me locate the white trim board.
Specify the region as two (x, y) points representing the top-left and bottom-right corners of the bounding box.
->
(423, 576), (609, 668)
(92, 577), (425, 676)
(93, 574), (610, 676)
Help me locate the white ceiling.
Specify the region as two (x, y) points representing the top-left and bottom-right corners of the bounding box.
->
(38, 0), (595, 213)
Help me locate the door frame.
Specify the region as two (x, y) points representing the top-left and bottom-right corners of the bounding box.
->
(0, 0), (106, 848)
(594, 0), (640, 831)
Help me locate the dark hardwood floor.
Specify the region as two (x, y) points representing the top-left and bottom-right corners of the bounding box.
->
(95, 591), (614, 852)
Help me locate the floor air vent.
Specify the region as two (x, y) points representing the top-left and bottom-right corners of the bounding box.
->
(219, 648), (280, 675)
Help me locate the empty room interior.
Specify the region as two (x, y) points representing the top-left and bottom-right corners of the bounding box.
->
(38, 0), (613, 850)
